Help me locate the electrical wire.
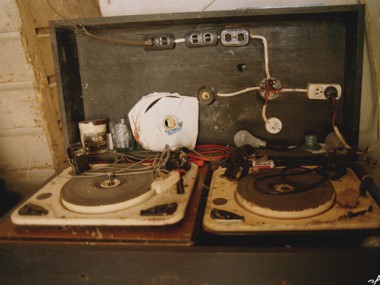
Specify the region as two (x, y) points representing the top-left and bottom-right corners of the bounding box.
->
(216, 33), (307, 99)
(261, 78), (270, 123)
(46, 0), (151, 47)
(187, 144), (231, 164)
(281, 88), (307, 93)
(330, 96), (351, 149)
(151, 146), (171, 181)
(253, 165), (329, 195)
(71, 150), (164, 179)
(217, 34), (271, 97)
(250, 35), (271, 79)
(217, 87), (307, 97)
(174, 38), (186, 43)
(261, 104), (268, 123)
(217, 87), (260, 97)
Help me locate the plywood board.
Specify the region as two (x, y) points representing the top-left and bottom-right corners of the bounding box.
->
(37, 36), (55, 77)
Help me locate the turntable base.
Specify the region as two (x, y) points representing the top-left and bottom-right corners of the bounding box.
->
(10, 164), (198, 227)
(203, 168), (380, 234)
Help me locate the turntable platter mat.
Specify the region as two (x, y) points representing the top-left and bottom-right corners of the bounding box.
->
(236, 169), (335, 219)
(61, 172), (154, 214)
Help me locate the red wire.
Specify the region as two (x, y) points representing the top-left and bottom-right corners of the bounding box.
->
(331, 96), (336, 127)
(187, 144), (232, 162)
(265, 79), (270, 105)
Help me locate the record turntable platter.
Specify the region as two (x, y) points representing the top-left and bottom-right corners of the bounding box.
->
(61, 171), (155, 214)
(236, 168), (336, 219)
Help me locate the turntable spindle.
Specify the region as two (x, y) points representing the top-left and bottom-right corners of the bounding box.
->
(107, 172), (114, 187)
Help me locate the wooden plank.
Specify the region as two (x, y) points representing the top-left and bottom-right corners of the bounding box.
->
(0, 242), (379, 285)
(30, 0), (101, 29)
(16, 0), (68, 172)
(37, 36), (55, 77)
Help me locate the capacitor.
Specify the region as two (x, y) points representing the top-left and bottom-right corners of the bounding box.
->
(302, 131), (321, 151)
(106, 133), (114, 150)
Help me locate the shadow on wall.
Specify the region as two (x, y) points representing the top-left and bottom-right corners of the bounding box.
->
(0, 179), (20, 217)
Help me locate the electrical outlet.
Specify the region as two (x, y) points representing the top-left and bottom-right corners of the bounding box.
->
(307, 83), (342, 100)
(144, 34), (175, 50)
(185, 31), (218, 47)
(220, 29), (249, 47)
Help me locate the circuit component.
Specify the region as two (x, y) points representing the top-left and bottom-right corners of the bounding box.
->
(185, 31), (218, 47)
(307, 83), (342, 100)
(260, 77), (282, 100)
(220, 29), (249, 46)
(144, 34), (175, 50)
(197, 85), (217, 105)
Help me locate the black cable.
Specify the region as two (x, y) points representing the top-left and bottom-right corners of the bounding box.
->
(253, 165), (330, 195)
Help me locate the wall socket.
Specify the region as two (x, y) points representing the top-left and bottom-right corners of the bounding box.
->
(144, 34), (175, 50)
(220, 29), (249, 47)
(307, 83), (342, 100)
(185, 31), (218, 47)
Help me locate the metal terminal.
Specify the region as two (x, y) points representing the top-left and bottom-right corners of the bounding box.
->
(260, 77), (282, 100)
(100, 172), (121, 188)
(107, 172), (114, 186)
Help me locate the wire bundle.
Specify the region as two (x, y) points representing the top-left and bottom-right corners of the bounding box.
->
(187, 144), (231, 165)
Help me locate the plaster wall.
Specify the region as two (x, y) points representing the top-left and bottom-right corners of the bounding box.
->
(0, 0), (54, 197)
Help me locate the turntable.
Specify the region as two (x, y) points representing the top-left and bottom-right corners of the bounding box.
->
(203, 166), (380, 234)
(11, 163), (198, 227)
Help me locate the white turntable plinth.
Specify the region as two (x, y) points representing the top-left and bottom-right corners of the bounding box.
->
(11, 164), (198, 227)
(203, 167), (380, 234)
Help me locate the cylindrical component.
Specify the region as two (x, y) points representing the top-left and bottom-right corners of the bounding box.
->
(111, 118), (135, 153)
(78, 119), (107, 153)
(106, 133), (114, 150)
(302, 131), (321, 151)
